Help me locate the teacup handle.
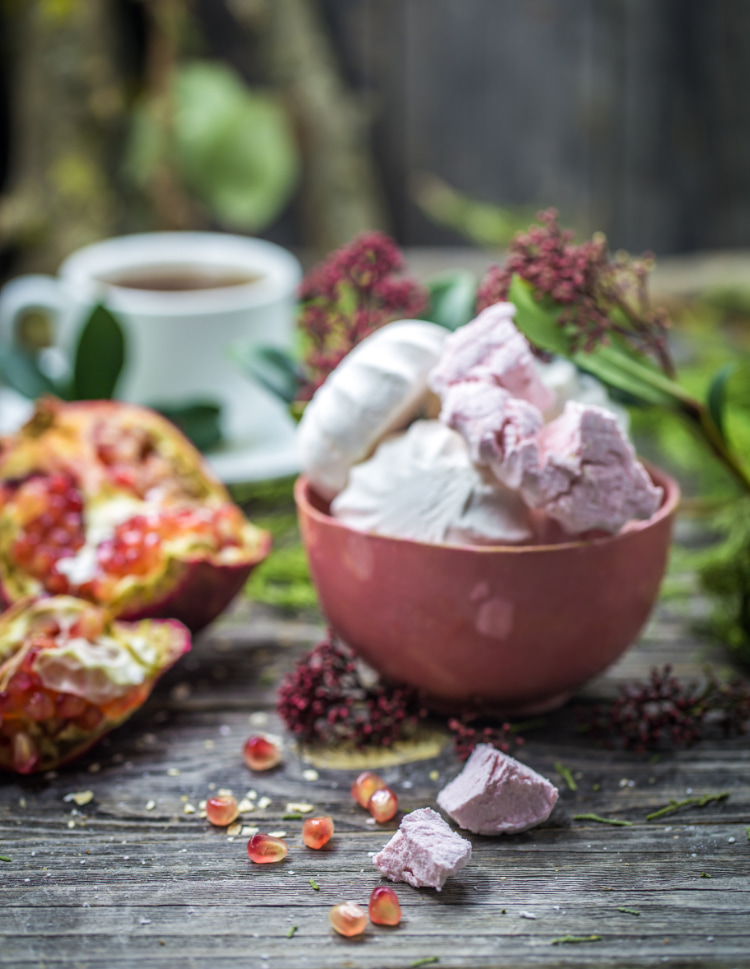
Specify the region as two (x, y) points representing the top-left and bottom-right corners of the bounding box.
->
(0, 275), (69, 346)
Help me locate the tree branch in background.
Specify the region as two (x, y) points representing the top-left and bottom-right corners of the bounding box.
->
(139, 0), (201, 229)
(229, 0), (388, 252)
(0, 0), (127, 272)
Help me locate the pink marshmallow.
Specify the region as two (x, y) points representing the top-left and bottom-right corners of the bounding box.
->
(436, 744), (559, 835)
(429, 303), (554, 412)
(439, 380), (543, 490)
(373, 807), (472, 890)
(520, 401), (663, 534)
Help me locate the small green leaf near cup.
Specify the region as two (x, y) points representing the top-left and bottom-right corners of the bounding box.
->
(152, 401), (223, 453)
(72, 303), (126, 401)
(423, 271), (478, 331)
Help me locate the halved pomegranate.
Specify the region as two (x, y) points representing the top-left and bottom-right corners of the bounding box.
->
(0, 399), (271, 630)
(0, 596), (189, 773)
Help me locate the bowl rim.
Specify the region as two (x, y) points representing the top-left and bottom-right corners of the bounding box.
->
(294, 462), (680, 555)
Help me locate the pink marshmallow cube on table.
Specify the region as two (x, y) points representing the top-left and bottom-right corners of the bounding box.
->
(437, 744), (559, 835)
(373, 807), (472, 890)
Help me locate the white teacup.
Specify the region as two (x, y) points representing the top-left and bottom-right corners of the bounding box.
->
(0, 232), (302, 481)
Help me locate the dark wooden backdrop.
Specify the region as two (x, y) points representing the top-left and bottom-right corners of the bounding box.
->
(2, 0), (749, 256)
(320, 0), (750, 253)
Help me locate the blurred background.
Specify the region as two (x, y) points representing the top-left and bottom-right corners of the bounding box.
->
(0, 0), (749, 653)
(1, 0), (750, 277)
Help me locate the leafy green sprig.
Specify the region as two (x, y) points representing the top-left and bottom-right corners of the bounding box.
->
(0, 304), (221, 450)
(508, 275), (750, 494)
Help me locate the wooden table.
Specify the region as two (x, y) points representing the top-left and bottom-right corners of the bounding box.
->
(1, 516), (748, 969)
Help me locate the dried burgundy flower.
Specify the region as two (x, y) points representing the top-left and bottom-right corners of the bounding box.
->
(584, 665), (750, 752)
(448, 715), (526, 762)
(296, 232), (428, 399)
(277, 631), (427, 747)
(477, 209), (674, 376)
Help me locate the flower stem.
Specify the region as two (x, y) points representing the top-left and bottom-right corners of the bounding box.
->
(646, 791), (729, 821)
(550, 935), (601, 945)
(554, 761), (577, 791)
(573, 813), (633, 827)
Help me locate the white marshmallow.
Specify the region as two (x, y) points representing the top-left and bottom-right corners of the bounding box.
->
(331, 420), (534, 546)
(297, 320), (448, 499)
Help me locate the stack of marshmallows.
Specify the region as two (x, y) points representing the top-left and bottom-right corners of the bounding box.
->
(297, 303), (663, 545)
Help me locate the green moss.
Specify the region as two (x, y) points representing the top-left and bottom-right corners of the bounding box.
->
(698, 499), (750, 667)
(234, 477), (318, 613)
(246, 543), (319, 611)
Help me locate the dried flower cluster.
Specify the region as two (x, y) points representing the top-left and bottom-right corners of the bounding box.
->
(584, 665), (750, 752)
(277, 632), (426, 747)
(477, 209), (674, 375)
(448, 716), (526, 761)
(296, 232), (428, 399)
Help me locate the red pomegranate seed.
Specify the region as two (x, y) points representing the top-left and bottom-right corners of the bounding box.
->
(243, 735), (281, 771)
(247, 833), (288, 864)
(329, 902), (367, 937)
(99, 515), (164, 578)
(56, 693), (87, 718)
(45, 573), (70, 595)
(11, 473), (85, 592)
(367, 787), (398, 823)
(24, 691), (55, 722)
(96, 504), (240, 580)
(8, 672), (34, 696)
(206, 794), (239, 827)
(74, 705), (103, 731)
(302, 816), (334, 849)
(368, 886), (401, 926)
(351, 771), (386, 808)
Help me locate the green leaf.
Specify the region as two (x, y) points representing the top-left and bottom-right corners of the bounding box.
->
(507, 276), (570, 355)
(0, 344), (61, 399)
(707, 363), (736, 442)
(572, 345), (683, 411)
(175, 63), (299, 231)
(423, 271), (478, 331)
(508, 276), (697, 415)
(72, 304), (126, 400)
(154, 400), (223, 453)
(231, 342), (302, 404)
(126, 62), (299, 232)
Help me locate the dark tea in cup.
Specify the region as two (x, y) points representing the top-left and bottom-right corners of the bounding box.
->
(97, 266), (261, 292)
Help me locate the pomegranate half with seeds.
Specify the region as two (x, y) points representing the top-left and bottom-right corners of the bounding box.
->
(0, 595), (189, 773)
(0, 399), (271, 631)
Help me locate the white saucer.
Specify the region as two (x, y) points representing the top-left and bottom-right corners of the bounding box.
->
(206, 436), (300, 484)
(0, 389), (300, 485)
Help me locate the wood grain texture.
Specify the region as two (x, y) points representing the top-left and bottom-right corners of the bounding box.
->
(322, 0), (750, 253)
(1, 528), (749, 968)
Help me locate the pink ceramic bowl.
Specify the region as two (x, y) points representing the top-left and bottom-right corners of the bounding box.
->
(295, 468), (680, 714)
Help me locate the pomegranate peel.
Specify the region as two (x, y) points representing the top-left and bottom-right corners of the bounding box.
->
(0, 595), (189, 774)
(0, 399), (271, 631)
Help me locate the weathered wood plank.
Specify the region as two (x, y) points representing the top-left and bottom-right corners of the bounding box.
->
(1, 526), (749, 968)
